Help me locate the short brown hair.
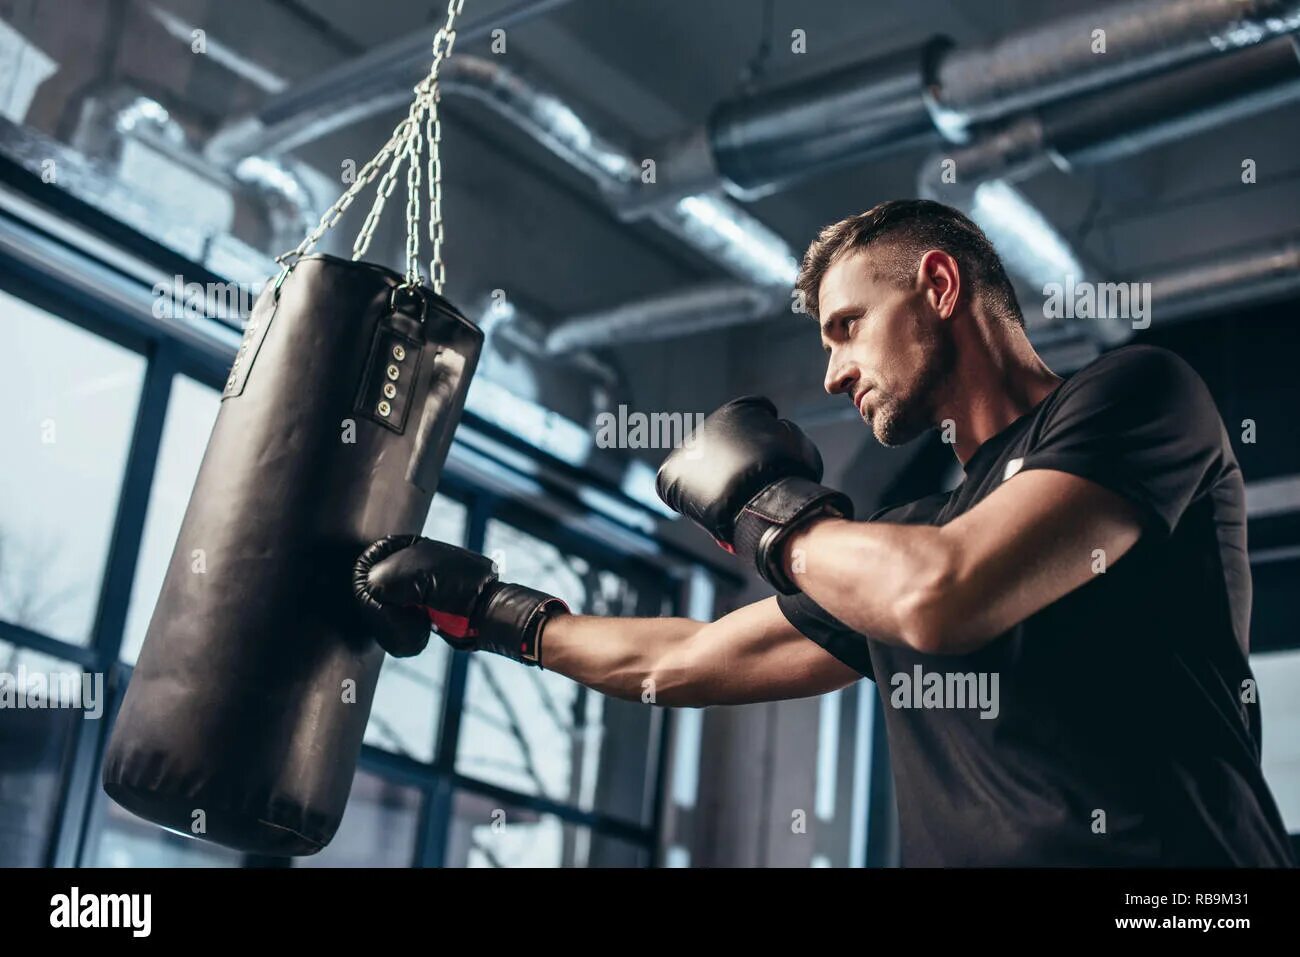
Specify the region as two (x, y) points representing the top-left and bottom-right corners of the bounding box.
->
(796, 199), (1022, 327)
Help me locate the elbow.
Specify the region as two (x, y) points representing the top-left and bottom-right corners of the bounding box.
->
(894, 590), (951, 655)
(892, 544), (965, 655)
(645, 647), (705, 709)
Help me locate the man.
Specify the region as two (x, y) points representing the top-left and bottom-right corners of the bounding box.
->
(355, 199), (1295, 867)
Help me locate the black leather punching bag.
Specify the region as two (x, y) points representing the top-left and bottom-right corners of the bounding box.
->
(102, 253), (482, 855)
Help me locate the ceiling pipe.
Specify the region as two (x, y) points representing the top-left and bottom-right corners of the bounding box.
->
(204, 0), (578, 164)
(932, 0), (1300, 129)
(1146, 236), (1300, 321)
(542, 281), (787, 354)
(547, 32), (1300, 359)
(617, 0), (1300, 209)
(211, 53), (798, 290)
(919, 34), (1300, 344)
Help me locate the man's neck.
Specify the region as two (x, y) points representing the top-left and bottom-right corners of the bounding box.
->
(940, 326), (1061, 466)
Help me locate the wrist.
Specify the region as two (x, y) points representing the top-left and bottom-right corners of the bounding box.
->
(474, 582), (570, 667)
(732, 476), (853, 595)
(781, 512), (836, 581)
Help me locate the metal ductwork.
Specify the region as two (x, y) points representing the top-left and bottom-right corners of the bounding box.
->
(210, 53), (798, 290)
(922, 33), (1300, 186)
(920, 34), (1300, 351)
(196, 0), (1300, 356)
(543, 282), (788, 354)
(931, 0), (1300, 128)
(69, 86), (325, 259)
(703, 37), (951, 202)
(619, 0), (1300, 207)
(204, 0), (578, 164)
(1147, 236), (1300, 321)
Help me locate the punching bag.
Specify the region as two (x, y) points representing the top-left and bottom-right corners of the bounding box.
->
(104, 0), (478, 855)
(102, 253), (482, 854)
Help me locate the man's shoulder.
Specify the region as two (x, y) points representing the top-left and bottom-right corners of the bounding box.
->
(1067, 344), (1205, 394)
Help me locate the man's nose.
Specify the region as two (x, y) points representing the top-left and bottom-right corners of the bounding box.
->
(824, 356), (856, 397)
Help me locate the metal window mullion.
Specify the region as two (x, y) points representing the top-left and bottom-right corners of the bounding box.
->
(415, 490), (492, 866)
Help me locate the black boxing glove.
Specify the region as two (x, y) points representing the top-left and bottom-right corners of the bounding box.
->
(353, 535), (569, 665)
(655, 396), (852, 595)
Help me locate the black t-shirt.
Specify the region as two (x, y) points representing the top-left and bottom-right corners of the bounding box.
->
(780, 345), (1295, 867)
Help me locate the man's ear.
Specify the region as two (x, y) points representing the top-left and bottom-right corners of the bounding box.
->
(917, 249), (961, 319)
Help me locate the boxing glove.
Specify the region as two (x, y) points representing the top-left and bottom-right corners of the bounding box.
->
(353, 535), (569, 664)
(656, 396), (852, 594)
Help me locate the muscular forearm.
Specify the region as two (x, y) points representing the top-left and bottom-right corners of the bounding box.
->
(540, 598), (857, 708)
(782, 516), (961, 653)
(541, 614), (704, 704)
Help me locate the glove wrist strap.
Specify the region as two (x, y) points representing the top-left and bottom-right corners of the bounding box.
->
(477, 583), (570, 668)
(733, 476), (853, 595)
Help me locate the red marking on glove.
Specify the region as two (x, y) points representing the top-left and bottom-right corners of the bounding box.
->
(426, 608), (474, 639)
(713, 537), (736, 555)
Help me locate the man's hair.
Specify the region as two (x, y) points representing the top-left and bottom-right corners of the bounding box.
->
(796, 199), (1023, 328)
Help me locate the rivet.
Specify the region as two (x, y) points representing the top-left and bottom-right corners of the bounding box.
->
(386, 364), (400, 380)
(377, 400), (392, 417)
(392, 344), (406, 361)
(382, 382), (397, 399)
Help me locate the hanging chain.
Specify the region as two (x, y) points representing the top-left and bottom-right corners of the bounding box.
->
(276, 0), (465, 295)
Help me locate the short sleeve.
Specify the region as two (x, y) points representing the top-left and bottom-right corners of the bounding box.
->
(1019, 346), (1225, 535)
(777, 590), (875, 680)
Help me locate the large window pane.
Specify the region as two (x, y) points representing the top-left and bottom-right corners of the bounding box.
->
(456, 521), (657, 824)
(120, 375), (221, 664)
(295, 770), (423, 868)
(446, 790), (648, 867)
(88, 793), (243, 868)
(362, 495), (468, 763)
(0, 290), (144, 643)
(0, 642), (94, 866)
(1252, 649), (1300, 833)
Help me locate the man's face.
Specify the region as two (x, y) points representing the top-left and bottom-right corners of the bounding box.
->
(817, 248), (954, 446)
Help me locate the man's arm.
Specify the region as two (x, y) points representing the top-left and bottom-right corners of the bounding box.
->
(353, 535), (861, 707)
(782, 469), (1144, 655)
(542, 597), (863, 708)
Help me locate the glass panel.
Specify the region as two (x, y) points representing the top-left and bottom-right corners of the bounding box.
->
(89, 792), (243, 868)
(120, 375), (221, 664)
(456, 520), (657, 824)
(1252, 649), (1300, 832)
(0, 290), (144, 643)
(362, 496), (468, 763)
(0, 642), (93, 866)
(446, 790), (649, 867)
(295, 770), (422, 868)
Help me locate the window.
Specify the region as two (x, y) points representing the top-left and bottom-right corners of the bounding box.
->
(0, 260), (673, 867)
(295, 771), (424, 868)
(445, 790), (649, 867)
(1252, 649), (1300, 833)
(88, 791), (244, 868)
(0, 642), (90, 866)
(0, 290), (144, 644)
(455, 519), (658, 825)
